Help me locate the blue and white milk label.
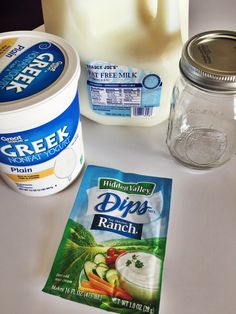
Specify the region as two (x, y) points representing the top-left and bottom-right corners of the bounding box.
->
(0, 38), (65, 102)
(0, 93), (84, 196)
(86, 61), (163, 117)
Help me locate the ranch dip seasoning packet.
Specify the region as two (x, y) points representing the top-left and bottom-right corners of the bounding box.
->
(43, 165), (172, 313)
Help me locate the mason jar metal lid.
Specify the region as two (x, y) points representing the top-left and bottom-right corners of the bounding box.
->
(180, 30), (236, 91)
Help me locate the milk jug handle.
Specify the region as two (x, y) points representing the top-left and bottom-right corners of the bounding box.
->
(179, 0), (189, 42)
(152, 0), (189, 42)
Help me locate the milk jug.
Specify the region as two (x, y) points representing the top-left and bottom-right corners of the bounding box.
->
(42, 0), (189, 126)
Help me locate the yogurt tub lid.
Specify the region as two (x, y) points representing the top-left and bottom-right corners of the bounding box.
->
(0, 31), (80, 115)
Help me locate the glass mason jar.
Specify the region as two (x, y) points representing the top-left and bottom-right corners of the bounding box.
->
(166, 30), (236, 169)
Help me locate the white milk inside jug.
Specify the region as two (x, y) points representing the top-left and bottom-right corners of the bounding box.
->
(42, 0), (189, 126)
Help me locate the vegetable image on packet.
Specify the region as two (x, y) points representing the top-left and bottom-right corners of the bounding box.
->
(43, 165), (172, 314)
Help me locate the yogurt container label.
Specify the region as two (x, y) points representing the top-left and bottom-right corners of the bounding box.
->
(0, 93), (84, 195)
(86, 61), (163, 117)
(0, 31), (84, 196)
(43, 165), (172, 313)
(0, 38), (65, 102)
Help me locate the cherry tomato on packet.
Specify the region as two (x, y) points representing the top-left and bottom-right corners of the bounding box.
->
(118, 250), (126, 255)
(107, 248), (117, 256)
(105, 255), (115, 265)
(113, 253), (119, 261)
(105, 253), (119, 265)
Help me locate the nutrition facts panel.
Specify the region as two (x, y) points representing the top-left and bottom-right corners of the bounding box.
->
(89, 82), (142, 107)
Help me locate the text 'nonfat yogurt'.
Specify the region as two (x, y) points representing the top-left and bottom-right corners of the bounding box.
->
(0, 31), (84, 196)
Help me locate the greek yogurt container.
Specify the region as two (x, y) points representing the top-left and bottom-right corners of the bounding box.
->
(0, 31), (85, 196)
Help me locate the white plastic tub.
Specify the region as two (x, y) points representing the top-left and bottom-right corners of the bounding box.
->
(0, 31), (84, 196)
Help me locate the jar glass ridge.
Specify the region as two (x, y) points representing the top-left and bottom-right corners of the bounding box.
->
(167, 75), (236, 168)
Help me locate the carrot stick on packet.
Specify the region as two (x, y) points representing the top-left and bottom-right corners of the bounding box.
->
(43, 165), (172, 314)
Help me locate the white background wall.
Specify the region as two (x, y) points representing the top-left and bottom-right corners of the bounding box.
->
(190, 0), (235, 36)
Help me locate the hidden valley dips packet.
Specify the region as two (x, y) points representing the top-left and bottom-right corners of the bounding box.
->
(43, 165), (172, 313)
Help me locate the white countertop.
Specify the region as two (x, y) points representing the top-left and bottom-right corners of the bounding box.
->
(1, 1), (236, 314)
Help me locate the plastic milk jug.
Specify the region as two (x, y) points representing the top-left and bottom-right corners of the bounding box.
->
(42, 0), (189, 126)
